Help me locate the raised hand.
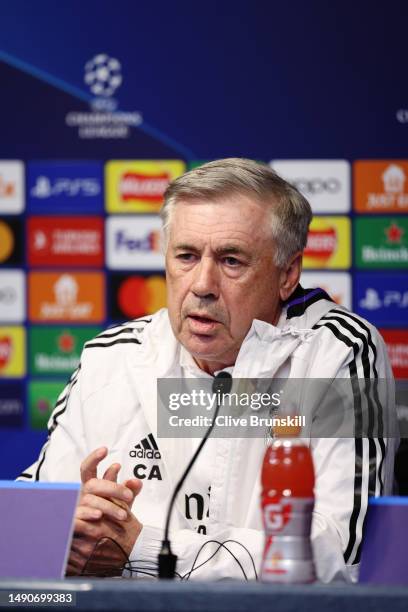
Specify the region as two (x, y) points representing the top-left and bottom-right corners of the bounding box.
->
(66, 447), (143, 576)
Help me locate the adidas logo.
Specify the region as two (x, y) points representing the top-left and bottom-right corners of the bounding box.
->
(129, 433), (161, 459)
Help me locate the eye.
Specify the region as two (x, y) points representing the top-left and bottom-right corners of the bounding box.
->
(176, 252), (196, 262)
(222, 256), (241, 267)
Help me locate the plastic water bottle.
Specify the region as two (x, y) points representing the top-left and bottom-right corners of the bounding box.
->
(260, 438), (316, 583)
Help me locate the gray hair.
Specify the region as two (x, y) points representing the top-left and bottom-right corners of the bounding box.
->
(160, 158), (312, 268)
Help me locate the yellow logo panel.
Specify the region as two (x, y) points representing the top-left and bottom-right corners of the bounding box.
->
(303, 216), (351, 269)
(0, 326), (25, 377)
(105, 160), (186, 213)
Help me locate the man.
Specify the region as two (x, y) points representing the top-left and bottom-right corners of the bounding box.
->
(18, 158), (397, 582)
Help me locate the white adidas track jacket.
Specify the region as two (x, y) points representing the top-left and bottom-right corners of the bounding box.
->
(18, 287), (398, 583)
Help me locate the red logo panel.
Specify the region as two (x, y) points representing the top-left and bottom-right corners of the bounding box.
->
(27, 216), (104, 267)
(380, 330), (408, 378)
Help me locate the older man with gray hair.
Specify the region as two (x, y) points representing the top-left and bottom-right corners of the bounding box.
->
(19, 158), (396, 582)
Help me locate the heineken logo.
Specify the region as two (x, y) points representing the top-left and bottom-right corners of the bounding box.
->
(356, 218), (408, 269)
(29, 326), (100, 375)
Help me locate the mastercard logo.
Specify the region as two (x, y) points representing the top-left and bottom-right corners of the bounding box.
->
(117, 275), (166, 319)
(0, 221), (14, 262)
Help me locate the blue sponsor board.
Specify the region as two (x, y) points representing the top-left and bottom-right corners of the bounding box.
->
(0, 382), (24, 427)
(354, 273), (408, 327)
(27, 161), (103, 213)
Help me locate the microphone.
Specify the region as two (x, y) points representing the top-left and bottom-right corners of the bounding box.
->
(158, 371), (233, 579)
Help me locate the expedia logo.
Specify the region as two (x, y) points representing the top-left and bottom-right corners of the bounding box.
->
(120, 172), (170, 202)
(130, 433), (162, 480)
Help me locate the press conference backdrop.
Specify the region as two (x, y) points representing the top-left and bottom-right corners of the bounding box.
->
(0, 1), (407, 478)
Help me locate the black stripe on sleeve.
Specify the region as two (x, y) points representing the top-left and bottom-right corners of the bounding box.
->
(17, 472), (33, 479)
(85, 338), (141, 349)
(313, 315), (381, 565)
(94, 327), (139, 340)
(35, 368), (80, 481)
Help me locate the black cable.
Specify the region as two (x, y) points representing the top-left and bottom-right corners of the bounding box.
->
(182, 540), (248, 581)
(159, 372), (233, 578)
(222, 539), (258, 580)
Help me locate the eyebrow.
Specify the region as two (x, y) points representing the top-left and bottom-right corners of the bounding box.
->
(173, 243), (250, 257)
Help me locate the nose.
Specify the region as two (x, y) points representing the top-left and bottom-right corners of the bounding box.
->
(191, 256), (220, 300)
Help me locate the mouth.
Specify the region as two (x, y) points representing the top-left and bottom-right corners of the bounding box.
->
(186, 314), (220, 334)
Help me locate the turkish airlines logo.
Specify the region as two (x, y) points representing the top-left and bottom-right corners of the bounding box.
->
(380, 330), (408, 378)
(119, 172), (169, 202)
(28, 217), (103, 267)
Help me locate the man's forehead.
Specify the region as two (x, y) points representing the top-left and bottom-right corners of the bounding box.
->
(170, 197), (271, 232)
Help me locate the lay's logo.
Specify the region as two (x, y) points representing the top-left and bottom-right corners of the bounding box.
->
(303, 217), (350, 269)
(106, 160), (185, 213)
(0, 326), (25, 377)
(120, 172), (170, 202)
(305, 227), (337, 261)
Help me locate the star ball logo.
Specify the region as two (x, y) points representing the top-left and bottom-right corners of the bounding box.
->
(65, 53), (142, 139)
(84, 54), (122, 104)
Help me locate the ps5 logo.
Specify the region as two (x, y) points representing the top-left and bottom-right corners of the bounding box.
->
(359, 288), (408, 310)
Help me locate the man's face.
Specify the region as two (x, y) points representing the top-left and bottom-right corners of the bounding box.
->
(165, 196), (292, 374)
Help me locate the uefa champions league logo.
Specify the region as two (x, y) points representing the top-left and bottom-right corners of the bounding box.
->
(84, 54), (123, 111)
(64, 52), (142, 138)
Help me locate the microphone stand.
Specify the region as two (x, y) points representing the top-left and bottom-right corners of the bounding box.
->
(158, 371), (233, 579)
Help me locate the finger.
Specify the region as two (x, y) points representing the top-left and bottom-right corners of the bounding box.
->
(83, 479), (133, 505)
(80, 447), (108, 484)
(68, 548), (88, 569)
(122, 478), (143, 508)
(123, 478), (143, 497)
(70, 537), (95, 558)
(76, 506), (102, 521)
(79, 494), (128, 521)
(66, 563), (81, 576)
(103, 463), (121, 482)
(73, 517), (124, 541)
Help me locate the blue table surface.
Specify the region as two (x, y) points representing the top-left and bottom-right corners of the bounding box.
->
(0, 579), (407, 611)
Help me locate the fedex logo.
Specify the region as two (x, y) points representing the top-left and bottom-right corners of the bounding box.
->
(106, 216), (164, 270)
(115, 229), (161, 252)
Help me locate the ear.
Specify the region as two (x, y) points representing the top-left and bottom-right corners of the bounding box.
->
(279, 252), (302, 302)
